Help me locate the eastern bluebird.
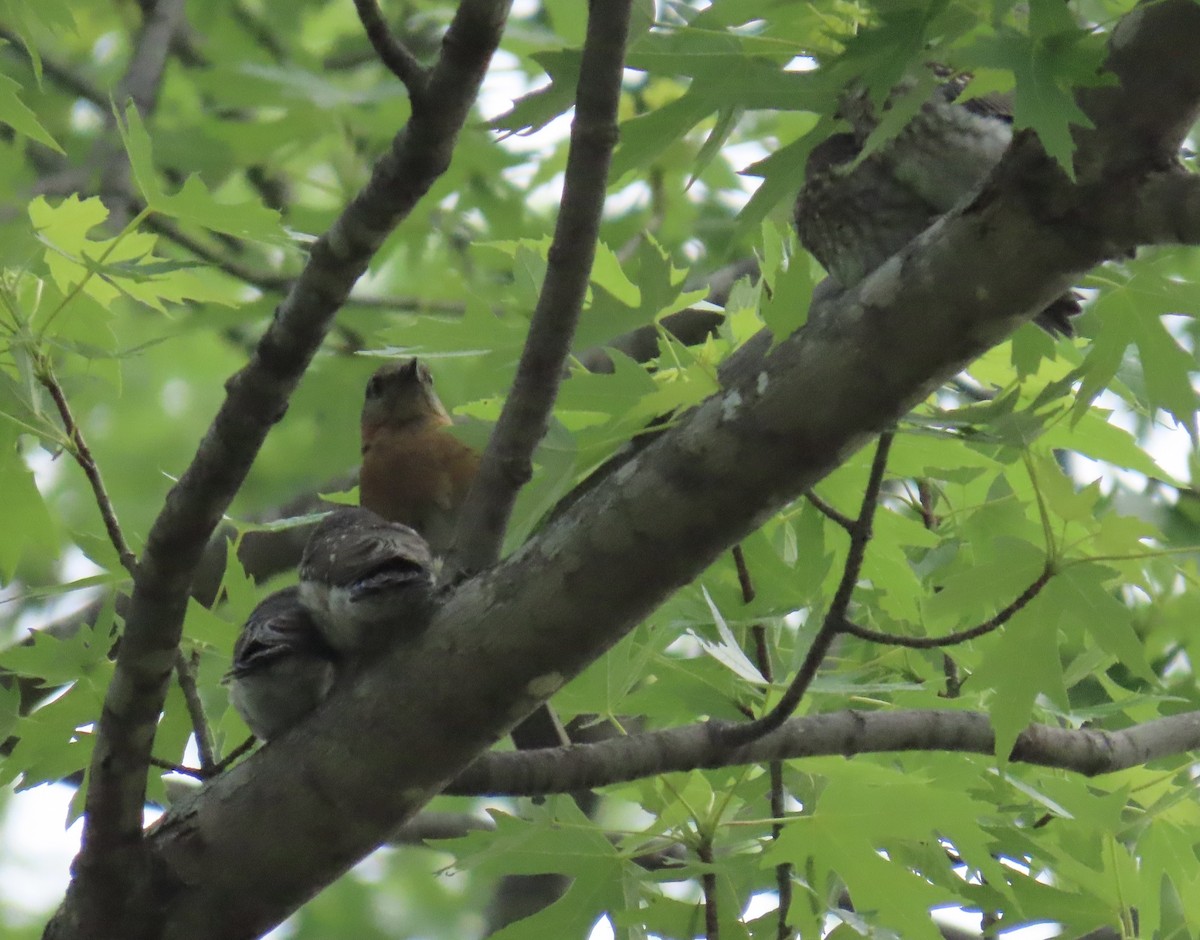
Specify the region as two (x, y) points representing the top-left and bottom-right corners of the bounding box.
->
(358, 358), (481, 555)
(224, 586), (338, 740)
(298, 506), (436, 652)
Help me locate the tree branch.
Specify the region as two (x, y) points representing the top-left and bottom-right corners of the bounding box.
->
(449, 0), (634, 575)
(444, 709), (1200, 796)
(173, 649), (217, 773)
(37, 363), (138, 577)
(352, 0), (430, 97)
(840, 563), (1055, 649)
(1103, 171), (1200, 246)
(717, 432), (895, 748)
(805, 490), (855, 531)
(731, 545), (793, 940)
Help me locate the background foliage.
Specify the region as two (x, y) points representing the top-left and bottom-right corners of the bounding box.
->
(1, 0), (1199, 937)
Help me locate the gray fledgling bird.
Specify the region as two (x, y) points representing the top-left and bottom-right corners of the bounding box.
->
(795, 79), (1080, 335)
(298, 506), (436, 652)
(224, 586), (339, 740)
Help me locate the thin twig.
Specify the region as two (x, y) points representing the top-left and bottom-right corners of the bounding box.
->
(41, 361), (218, 780)
(448, 0), (635, 576)
(731, 545), (793, 940)
(805, 491), (854, 531)
(38, 363), (139, 577)
(840, 565), (1054, 649)
(211, 735), (258, 775)
(731, 544), (755, 604)
(718, 432), (895, 748)
(697, 837), (720, 940)
(352, 0), (429, 98)
(916, 479), (939, 530)
(941, 653), (963, 698)
(150, 756), (203, 778)
(175, 648), (217, 772)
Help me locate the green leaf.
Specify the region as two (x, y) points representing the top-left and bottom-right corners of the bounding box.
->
(976, 593), (1067, 759)
(488, 50), (580, 136)
(0, 609), (113, 686)
(0, 423), (57, 579)
(0, 71), (62, 153)
(1131, 314), (1199, 440)
(759, 249), (812, 342)
(116, 106), (287, 245)
(1052, 564), (1156, 683)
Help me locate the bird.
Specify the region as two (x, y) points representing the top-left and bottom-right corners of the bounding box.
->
(794, 76), (1080, 336)
(298, 506), (436, 653)
(358, 359), (572, 750)
(358, 357), (481, 556)
(224, 586), (339, 741)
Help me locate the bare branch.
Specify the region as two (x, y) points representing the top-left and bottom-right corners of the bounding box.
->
(698, 837), (719, 940)
(0, 28), (108, 105)
(805, 490), (855, 531)
(841, 564), (1055, 649)
(99, 0), (189, 228)
(717, 432), (895, 748)
(446, 709), (1200, 796)
(449, 0), (634, 575)
(209, 736), (257, 776)
(174, 649), (217, 773)
(352, 0), (430, 97)
(37, 363), (138, 577)
(731, 545), (792, 940)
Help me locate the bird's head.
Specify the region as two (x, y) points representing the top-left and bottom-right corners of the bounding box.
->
(361, 357), (451, 441)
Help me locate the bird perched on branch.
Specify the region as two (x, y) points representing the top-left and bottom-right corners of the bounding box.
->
(359, 358), (481, 556)
(794, 75), (1080, 335)
(358, 358), (571, 750)
(299, 506), (436, 652)
(224, 586), (339, 741)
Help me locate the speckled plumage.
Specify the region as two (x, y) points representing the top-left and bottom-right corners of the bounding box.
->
(224, 587), (338, 740)
(795, 79), (1079, 335)
(299, 506), (436, 652)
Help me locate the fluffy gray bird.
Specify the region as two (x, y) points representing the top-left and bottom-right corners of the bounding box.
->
(795, 79), (1080, 335)
(224, 586), (339, 741)
(298, 506), (436, 652)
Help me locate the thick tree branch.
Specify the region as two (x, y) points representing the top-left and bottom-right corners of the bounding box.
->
(1103, 172), (1200, 246)
(449, 0), (633, 574)
(444, 709), (1200, 796)
(49, 2), (515, 937)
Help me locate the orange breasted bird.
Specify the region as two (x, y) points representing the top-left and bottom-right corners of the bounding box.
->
(358, 358), (570, 749)
(359, 358), (481, 556)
